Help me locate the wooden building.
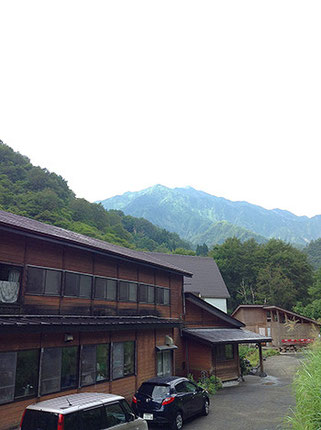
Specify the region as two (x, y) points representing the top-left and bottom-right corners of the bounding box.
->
(182, 293), (271, 382)
(0, 210), (191, 430)
(232, 305), (320, 348)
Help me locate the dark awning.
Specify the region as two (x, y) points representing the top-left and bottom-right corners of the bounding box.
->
(0, 315), (181, 334)
(183, 328), (272, 345)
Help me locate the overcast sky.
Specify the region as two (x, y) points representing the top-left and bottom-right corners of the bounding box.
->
(1, 1), (320, 218)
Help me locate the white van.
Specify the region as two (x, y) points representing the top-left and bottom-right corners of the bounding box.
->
(19, 392), (148, 430)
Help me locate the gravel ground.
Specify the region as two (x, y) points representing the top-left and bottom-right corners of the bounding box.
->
(155, 353), (303, 430)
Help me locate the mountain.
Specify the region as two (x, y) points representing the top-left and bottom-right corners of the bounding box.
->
(98, 185), (321, 247)
(0, 142), (192, 253)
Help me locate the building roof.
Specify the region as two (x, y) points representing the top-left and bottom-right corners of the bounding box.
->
(232, 304), (321, 326)
(184, 292), (243, 328)
(0, 315), (181, 333)
(150, 253), (230, 298)
(182, 327), (272, 345)
(0, 211), (192, 277)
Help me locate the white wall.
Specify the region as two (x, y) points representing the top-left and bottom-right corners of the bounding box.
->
(204, 298), (227, 313)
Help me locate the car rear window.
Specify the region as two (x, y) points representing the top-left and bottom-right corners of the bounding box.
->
(21, 410), (58, 430)
(138, 383), (170, 400)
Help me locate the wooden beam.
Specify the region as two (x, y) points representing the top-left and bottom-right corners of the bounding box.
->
(258, 343), (267, 377)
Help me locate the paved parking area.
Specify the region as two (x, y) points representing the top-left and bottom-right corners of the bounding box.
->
(155, 353), (303, 430)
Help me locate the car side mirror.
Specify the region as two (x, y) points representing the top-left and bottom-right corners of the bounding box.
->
(128, 412), (136, 422)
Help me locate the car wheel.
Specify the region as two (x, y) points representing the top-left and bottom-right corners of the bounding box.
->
(202, 398), (209, 416)
(172, 411), (183, 430)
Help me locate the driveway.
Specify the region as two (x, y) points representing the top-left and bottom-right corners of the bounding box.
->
(157, 353), (303, 430)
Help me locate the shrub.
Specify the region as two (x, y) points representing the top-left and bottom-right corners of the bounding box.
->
(188, 373), (222, 395)
(285, 341), (321, 429)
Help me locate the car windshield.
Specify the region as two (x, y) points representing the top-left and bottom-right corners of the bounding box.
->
(21, 410), (58, 430)
(138, 383), (170, 400)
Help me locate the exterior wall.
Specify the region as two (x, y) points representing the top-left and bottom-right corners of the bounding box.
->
(233, 307), (320, 348)
(184, 300), (235, 328)
(0, 230), (183, 319)
(0, 228), (185, 430)
(0, 327), (174, 430)
(185, 339), (240, 382)
(204, 298), (227, 313)
(183, 300), (240, 381)
(233, 307), (267, 336)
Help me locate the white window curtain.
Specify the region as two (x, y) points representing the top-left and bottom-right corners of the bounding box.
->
(0, 270), (20, 303)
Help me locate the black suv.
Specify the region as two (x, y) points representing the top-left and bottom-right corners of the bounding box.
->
(132, 376), (209, 430)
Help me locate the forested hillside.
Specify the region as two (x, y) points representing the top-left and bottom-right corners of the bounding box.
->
(304, 238), (321, 269)
(211, 238), (315, 315)
(0, 141), (192, 253)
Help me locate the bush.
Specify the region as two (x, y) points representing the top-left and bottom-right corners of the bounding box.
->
(188, 373), (222, 395)
(285, 341), (321, 429)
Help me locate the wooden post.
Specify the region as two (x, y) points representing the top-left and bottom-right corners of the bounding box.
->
(258, 343), (267, 377)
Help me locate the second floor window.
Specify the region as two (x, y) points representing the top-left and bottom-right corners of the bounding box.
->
(26, 267), (61, 296)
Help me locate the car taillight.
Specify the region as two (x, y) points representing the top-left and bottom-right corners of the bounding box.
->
(19, 409), (26, 429)
(57, 414), (64, 430)
(162, 396), (175, 406)
(132, 395), (137, 404)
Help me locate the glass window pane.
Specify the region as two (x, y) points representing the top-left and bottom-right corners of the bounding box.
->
(0, 265), (21, 303)
(81, 407), (104, 430)
(81, 345), (96, 386)
(94, 278), (106, 300)
(225, 344), (234, 360)
(45, 270), (61, 296)
(65, 272), (79, 297)
(156, 288), (164, 305)
(106, 280), (116, 301)
(124, 342), (135, 376)
(148, 286), (155, 304)
(0, 352), (17, 405)
(112, 343), (124, 379)
(105, 403), (127, 427)
(119, 282), (128, 301)
(156, 352), (163, 377)
(21, 410), (58, 430)
(139, 285), (147, 303)
(163, 351), (172, 376)
(15, 350), (39, 399)
(164, 289), (170, 305)
(79, 275), (92, 298)
(128, 283), (137, 302)
(26, 267), (44, 294)
(64, 412), (79, 430)
(96, 344), (109, 382)
(41, 348), (62, 395)
(61, 347), (77, 389)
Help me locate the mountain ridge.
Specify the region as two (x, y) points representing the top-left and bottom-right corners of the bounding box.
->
(98, 185), (321, 246)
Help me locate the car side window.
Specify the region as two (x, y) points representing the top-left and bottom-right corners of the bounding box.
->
(81, 407), (105, 430)
(174, 382), (186, 393)
(105, 402), (127, 428)
(120, 399), (134, 419)
(64, 412), (79, 430)
(184, 382), (197, 393)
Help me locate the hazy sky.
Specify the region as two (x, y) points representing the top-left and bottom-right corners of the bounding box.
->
(1, 1), (320, 217)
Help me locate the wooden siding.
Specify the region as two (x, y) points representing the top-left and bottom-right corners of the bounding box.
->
(0, 327), (173, 430)
(0, 230), (183, 319)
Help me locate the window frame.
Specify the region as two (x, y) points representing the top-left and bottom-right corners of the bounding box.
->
(111, 341), (135, 380)
(64, 271), (93, 299)
(26, 266), (62, 297)
(94, 277), (117, 302)
(118, 281), (138, 303)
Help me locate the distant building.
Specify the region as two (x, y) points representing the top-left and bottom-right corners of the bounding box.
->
(232, 305), (321, 348)
(150, 253), (230, 312)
